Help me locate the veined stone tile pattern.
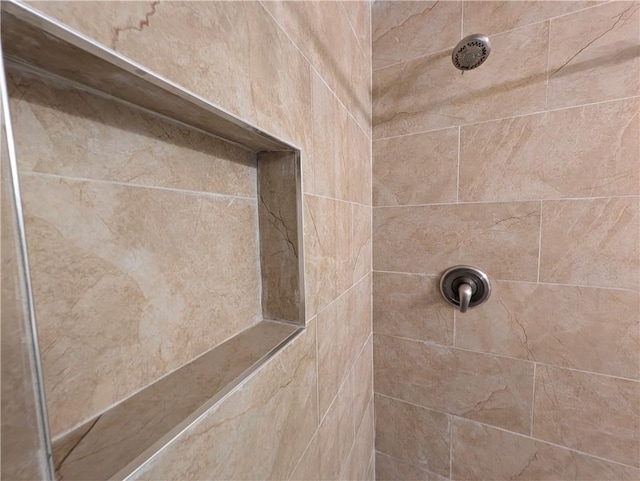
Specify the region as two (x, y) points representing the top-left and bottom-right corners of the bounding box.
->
(373, 1), (640, 477)
(16, 1), (374, 480)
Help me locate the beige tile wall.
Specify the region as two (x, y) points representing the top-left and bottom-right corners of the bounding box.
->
(372, 1), (640, 479)
(17, 1), (373, 479)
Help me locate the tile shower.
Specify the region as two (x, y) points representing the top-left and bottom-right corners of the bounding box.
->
(372, 1), (639, 480)
(1, 1), (638, 481)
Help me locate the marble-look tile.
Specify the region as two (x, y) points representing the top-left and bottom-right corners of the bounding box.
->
(21, 174), (261, 436)
(248, 4), (312, 154)
(373, 128), (458, 206)
(341, 1), (371, 56)
(376, 452), (448, 481)
(289, 433), (320, 481)
(305, 195), (369, 318)
(352, 336), (373, 436)
(351, 203), (372, 287)
(9, 72), (257, 197)
(374, 334), (534, 433)
(311, 73), (371, 204)
(318, 276), (372, 417)
(453, 417), (640, 480)
(373, 22), (548, 139)
(459, 99), (640, 201)
(539, 198), (640, 290)
(258, 152), (300, 324)
(262, 1), (371, 132)
(375, 395), (450, 477)
(51, 321), (298, 481)
(374, 272), (453, 346)
(372, 1), (461, 70)
(318, 375), (355, 481)
(463, 1), (601, 36)
(373, 202), (540, 281)
(304, 194), (337, 317)
(1, 126), (48, 481)
(547, 2), (640, 109)
(533, 365), (640, 467)
(456, 280), (640, 379)
(342, 397), (375, 481)
(130, 317), (318, 480)
(28, 1), (257, 123)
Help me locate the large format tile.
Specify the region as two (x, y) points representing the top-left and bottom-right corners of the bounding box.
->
(289, 434), (320, 481)
(459, 99), (640, 201)
(311, 73), (371, 204)
(372, 1), (461, 70)
(375, 395), (450, 477)
(9, 73), (257, 197)
(1, 123), (48, 481)
(373, 128), (458, 206)
(318, 276), (372, 417)
(373, 202), (540, 281)
(52, 321), (298, 481)
(453, 417), (640, 480)
(456, 281), (640, 379)
(28, 1), (257, 123)
(463, 1), (601, 36)
(373, 22), (548, 139)
(21, 174), (261, 436)
(373, 272), (453, 346)
(376, 453), (448, 481)
(533, 365), (640, 467)
(130, 318), (318, 480)
(352, 336), (374, 437)
(342, 397), (375, 481)
(262, 1), (371, 132)
(539, 198), (640, 290)
(374, 334), (534, 433)
(318, 375), (355, 481)
(547, 1), (640, 109)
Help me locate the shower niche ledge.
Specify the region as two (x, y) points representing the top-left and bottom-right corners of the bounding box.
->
(2, 1), (305, 480)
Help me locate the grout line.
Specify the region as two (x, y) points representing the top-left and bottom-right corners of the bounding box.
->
(372, 269), (640, 293)
(372, 0), (617, 74)
(258, 1), (372, 141)
(305, 191), (372, 209)
(456, 126), (461, 204)
(449, 413), (454, 479)
(314, 316), (321, 427)
(19, 171), (258, 202)
(375, 451), (450, 480)
(544, 20), (552, 110)
(375, 332), (640, 383)
(460, 0), (464, 39)
(373, 95), (640, 142)
(375, 392), (640, 471)
(372, 194), (640, 208)
(537, 200), (543, 282)
(530, 362), (537, 436)
(287, 430), (318, 481)
(314, 271), (371, 322)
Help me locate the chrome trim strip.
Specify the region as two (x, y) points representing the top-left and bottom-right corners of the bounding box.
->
(2, 0), (300, 153)
(0, 42), (55, 480)
(113, 327), (305, 481)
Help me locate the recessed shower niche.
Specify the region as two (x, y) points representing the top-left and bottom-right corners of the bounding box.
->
(2, 2), (305, 479)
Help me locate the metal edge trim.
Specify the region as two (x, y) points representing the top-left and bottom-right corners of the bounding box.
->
(0, 42), (55, 480)
(3, 0), (301, 153)
(112, 326), (305, 481)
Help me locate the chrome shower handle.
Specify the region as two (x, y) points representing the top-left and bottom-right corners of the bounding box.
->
(458, 283), (473, 313)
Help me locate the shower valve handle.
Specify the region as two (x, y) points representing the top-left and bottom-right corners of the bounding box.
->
(458, 283), (473, 313)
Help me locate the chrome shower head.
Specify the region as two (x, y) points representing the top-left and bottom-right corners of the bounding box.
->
(452, 34), (491, 71)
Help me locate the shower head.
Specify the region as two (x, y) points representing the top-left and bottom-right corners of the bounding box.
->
(452, 34), (491, 71)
